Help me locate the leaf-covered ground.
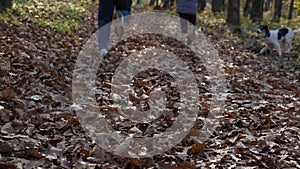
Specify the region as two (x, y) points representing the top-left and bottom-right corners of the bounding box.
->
(0, 1), (299, 169)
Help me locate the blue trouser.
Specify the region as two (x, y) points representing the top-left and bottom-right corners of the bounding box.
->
(98, 0), (132, 50)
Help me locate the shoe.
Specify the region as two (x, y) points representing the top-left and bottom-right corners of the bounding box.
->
(187, 34), (195, 52)
(113, 10), (124, 40)
(187, 44), (195, 51)
(100, 49), (108, 56)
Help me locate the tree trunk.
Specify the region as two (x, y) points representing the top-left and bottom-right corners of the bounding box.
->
(272, 0), (282, 22)
(153, 0), (161, 9)
(288, 0), (294, 20)
(212, 0), (225, 14)
(243, 0), (252, 17)
(170, 0), (175, 6)
(149, 0), (155, 5)
(0, 0), (12, 11)
(250, 0), (264, 23)
(162, 0), (175, 8)
(264, 0), (271, 11)
(227, 0), (240, 27)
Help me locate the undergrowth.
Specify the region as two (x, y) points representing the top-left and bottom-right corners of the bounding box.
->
(0, 0), (94, 34)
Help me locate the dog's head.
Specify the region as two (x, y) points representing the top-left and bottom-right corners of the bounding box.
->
(257, 25), (269, 34)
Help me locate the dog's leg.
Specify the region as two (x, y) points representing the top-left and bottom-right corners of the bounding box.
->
(259, 46), (269, 54)
(285, 41), (292, 53)
(274, 43), (282, 56)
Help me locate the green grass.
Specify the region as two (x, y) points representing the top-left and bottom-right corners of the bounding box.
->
(0, 12), (9, 22)
(0, 0), (94, 34)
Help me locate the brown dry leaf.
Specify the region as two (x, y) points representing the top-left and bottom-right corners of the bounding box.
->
(286, 83), (298, 92)
(158, 162), (178, 169)
(182, 128), (201, 143)
(64, 89), (73, 101)
(14, 102), (25, 109)
(25, 148), (44, 159)
(140, 79), (148, 87)
(0, 158), (19, 169)
(41, 64), (51, 73)
(1, 89), (16, 99)
(261, 117), (271, 129)
(201, 102), (210, 111)
(0, 109), (10, 124)
(224, 66), (235, 75)
(128, 158), (143, 167)
(188, 143), (209, 155)
(178, 162), (196, 169)
(128, 93), (140, 105)
(11, 120), (26, 132)
(0, 139), (13, 153)
(128, 158), (153, 168)
(225, 111), (237, 118)
(136, 45), (143, 50)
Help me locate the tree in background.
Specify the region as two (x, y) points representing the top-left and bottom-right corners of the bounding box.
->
(243, 0), (252, 17)
(0, 0), (12, 11)
(212, 0), (225, 14)
(162, 0), (175, 9)
(149, 0), (156, 5)
(170, 0), (175, 7)
(264, 0), (272, 11)
(250, 0), (264, 23)
(166, 0), (175, 7)
(272, 0), (282, 22)
(149, 0), (161, 9)
(288, 0), (294, 20)
(227, 0), (240, 27)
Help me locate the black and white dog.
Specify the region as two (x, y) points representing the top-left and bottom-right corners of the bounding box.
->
(257, 25), (300, 56)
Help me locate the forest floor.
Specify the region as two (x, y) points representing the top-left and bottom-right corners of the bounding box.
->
(0, 1), (299, 168)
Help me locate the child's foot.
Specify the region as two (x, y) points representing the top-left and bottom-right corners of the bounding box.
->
(100, 49), (108, 56)
(187, 36), (195, 51)
(187, 44), (195, 51)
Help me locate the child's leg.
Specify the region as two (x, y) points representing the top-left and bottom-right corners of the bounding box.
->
(119, 10), (131, 20)
(116, 0), (132, 20)
(178, 12), (188, 33)
(185, 14), (196, 45)
(178, 13), (196, 46)
(115, 0), (132, 14)
(98, 0), (115, 50)
(114, 0), (132, 39)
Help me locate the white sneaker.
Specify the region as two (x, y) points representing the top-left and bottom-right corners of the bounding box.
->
(100, 49), (108, 56)
(113, 10), (124, 40)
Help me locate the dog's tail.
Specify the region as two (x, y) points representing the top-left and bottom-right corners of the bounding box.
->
(294, 30), (300, 34)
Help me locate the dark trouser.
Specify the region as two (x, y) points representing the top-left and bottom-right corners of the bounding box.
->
(178, 12), (196, 33)
(178, 12), (196, 45)
(98, 0), (132, 50)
